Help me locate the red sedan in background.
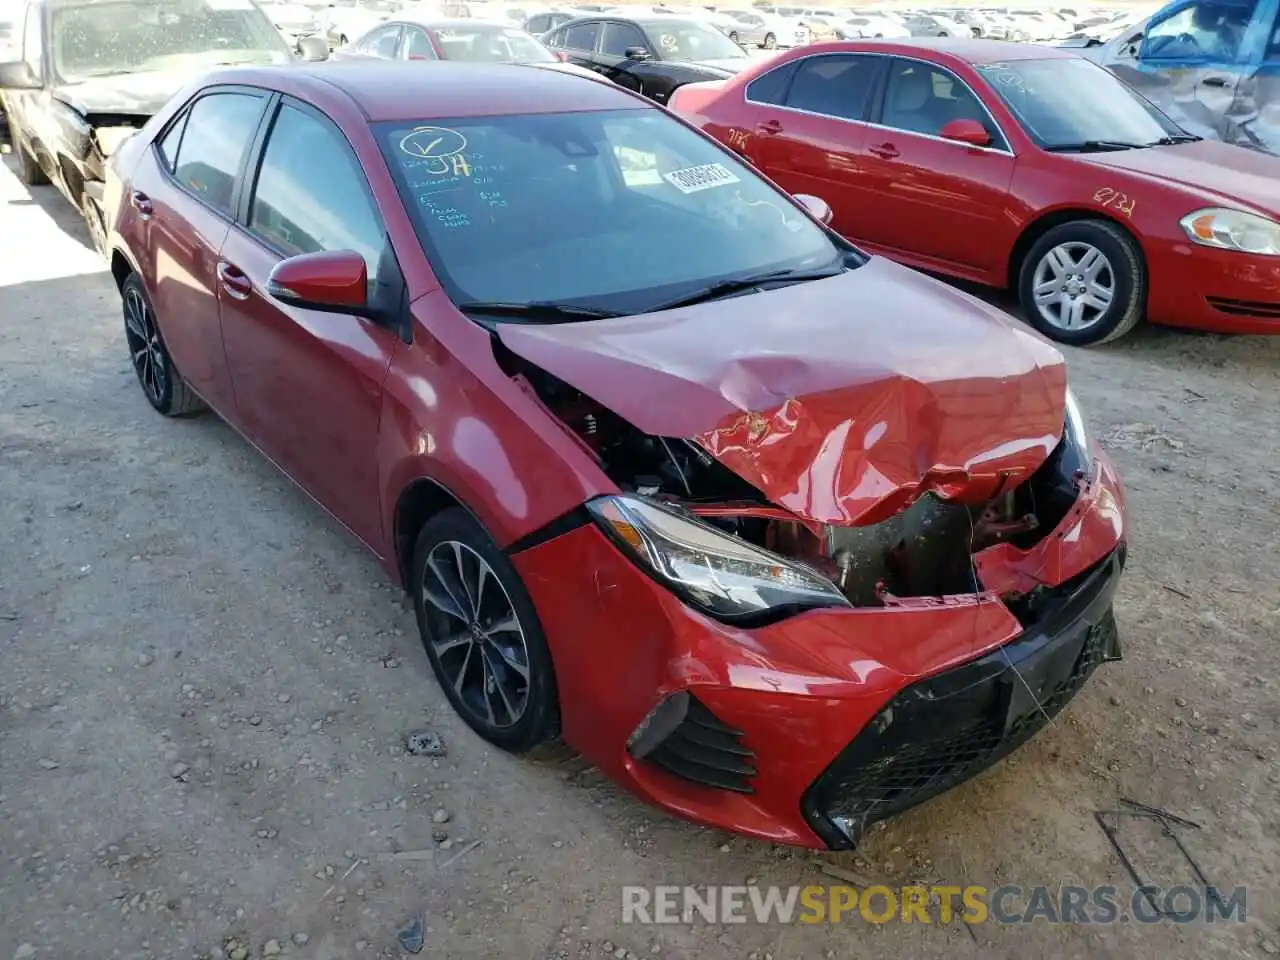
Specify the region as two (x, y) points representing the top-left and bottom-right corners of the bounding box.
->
(103, 60), (1125, 847)
(672, 39), (1280, 345)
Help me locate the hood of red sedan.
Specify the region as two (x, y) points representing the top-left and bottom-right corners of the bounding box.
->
(497, 257), (1068, 526)
(1078, 139), (1280, 214)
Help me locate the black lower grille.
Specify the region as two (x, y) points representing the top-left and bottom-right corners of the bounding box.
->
(1206, 296), (1280, 318)
(802, 549), (1123, 848)
(645, 697), (757, 794)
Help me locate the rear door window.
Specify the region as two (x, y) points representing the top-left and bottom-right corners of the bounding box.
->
(784, 53), (878, 120)
(172, 91), (266, 215)
(563, 19), (601, 50)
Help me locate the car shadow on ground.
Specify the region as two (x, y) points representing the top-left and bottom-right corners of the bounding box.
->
(1, 153), (96, 251)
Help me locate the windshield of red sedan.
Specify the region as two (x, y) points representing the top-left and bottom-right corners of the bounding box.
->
(51, 0), (292, 84)
(431, 24), (557, 62)
(376, 109), (843, 314)
(976, 58), (1184, 148)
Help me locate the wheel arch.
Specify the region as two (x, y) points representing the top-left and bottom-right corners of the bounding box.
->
(1007, 207), (1147, 291)
(392, 475), (482, 589)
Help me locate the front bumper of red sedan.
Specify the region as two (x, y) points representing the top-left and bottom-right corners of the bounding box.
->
(511, 454), (1126, 849)
(1147, 240), (1280, 334)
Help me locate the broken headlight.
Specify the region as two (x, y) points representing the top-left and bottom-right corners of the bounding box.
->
(588, 495), (850, 621)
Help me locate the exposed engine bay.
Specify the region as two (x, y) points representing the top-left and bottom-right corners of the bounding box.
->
(500, 347), (1086, 608)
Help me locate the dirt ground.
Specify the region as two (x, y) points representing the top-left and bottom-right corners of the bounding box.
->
(1, 151), (1277, 960)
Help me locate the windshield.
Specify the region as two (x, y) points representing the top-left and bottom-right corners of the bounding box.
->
(51, 0), (291, 83)
(376, 108), (844, 315)
(976, 57), (1182, 148)
(645, 18), (747, 58)
(430, 24), (556, 61)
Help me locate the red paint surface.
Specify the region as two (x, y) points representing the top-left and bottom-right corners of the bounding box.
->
(673, 40), (1280, 333)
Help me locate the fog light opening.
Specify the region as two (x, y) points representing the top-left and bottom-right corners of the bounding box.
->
(626, 690), (690, 760)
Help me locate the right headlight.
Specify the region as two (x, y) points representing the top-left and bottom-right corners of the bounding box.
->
(587, 495), (850, 622)
(1179, 208), (1280, 256)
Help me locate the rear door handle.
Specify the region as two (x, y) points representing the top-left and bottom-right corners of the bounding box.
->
(130, 190), (153, 219)
(216, 261), (253, 300)
(868, 141), (900, 159)
(756, 118), (782, 135)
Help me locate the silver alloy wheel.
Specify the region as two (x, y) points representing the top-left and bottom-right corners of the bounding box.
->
(421, 540), (531, 728)
(124, 287), (166, 404)
(1031, 241), (1115, 332)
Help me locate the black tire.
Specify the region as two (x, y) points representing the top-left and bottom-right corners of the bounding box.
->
(16, 132), (49, 186)
(763, 31), (776, 48)
(81, 192), (108, 260)
(121, 273), (206, 416)
(1017, 219), (1145, 346)
(411, 508), (560, 753)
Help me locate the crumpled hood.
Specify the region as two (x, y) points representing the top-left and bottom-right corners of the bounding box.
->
(498, 257), (1068, 526)
(1078, 139), (1280, 215)
(52, 66), (226, 118)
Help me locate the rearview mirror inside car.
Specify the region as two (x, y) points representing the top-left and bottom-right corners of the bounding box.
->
(0, 60), (42, 89)
(793, 193), (833, 226)
(296, 37), (331, 61)
(939, 118), (991, 147)
(267, 250), (369, 315)
(624, 46), (651, 60)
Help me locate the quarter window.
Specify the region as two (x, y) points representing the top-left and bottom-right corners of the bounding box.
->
(404, 26), (437, 58)
(172, 92), (265, 215)
(156, 110), (189, 172)
(563, 20), (601, 50)
(745, 60), (797, 104)
(784, 53), (876, 119)
(249, 103), (386, 277)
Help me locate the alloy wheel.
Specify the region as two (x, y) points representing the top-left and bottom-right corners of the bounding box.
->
(420, 540), (531, 729)
(1031, 241), (1115, 333)
(124, 287), (167, 404)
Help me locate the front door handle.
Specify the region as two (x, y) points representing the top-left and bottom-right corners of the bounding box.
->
(216, 261), (253, 300)
(756, 118), (783, 135)
(1201, 75), (1230, 88)
(868, 141), (900, 159)
(130, 190), (153, 219)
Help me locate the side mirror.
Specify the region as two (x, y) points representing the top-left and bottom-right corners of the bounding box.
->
(297, 36), (331, 61)
(624, 45), (651, 60)
(0, 60), (42, 89)
(793, 192), (832, 225)
(940, 117), (991, 147)
(267, 250), (369, 314)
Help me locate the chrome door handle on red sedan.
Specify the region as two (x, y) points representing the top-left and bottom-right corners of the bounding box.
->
(130, 190), (153, 219)
(217, 261), (253, 300)
(756, 118), (782, 135)
(868, 142), (900, 159)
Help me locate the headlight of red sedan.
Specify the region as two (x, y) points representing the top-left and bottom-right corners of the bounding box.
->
(587, 495), (851, 621)
(1180, 207), (1280, 256)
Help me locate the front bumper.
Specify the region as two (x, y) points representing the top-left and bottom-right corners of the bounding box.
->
(1147, 237), (1280, 334)
(512, 454), (1126, 847)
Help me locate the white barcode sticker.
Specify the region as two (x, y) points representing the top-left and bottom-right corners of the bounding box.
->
(662, 162), (740, 194)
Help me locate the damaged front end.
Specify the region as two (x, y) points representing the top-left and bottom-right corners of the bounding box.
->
(498, 340), (1106, 622)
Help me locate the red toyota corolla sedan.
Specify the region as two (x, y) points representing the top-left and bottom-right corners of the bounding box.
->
(671, 39), (1280, 345)
(104, 60), (1126, 848)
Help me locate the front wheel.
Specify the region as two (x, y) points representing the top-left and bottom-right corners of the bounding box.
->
(763, 31), (776, 48)
(411, 508), (560, 753)
(1017, 220), (1145, 346)
(13, 127), (49, 186)
(81, 192), (108, 260)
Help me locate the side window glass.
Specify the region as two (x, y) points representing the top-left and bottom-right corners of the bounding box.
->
(405, 27), (436, 58)
(881, 59), (1000, 143)
(526, 14), (549, 33)
(172, 92), (265, 215)
(22, 5), (42, 73)
(358, 24), (401, 56)
(784, 54), (876, 120)
(564, 20), (600, 50)
(601, 22), (647, 56)
(156, 109), (190, 173)
(249, 104), (385, 277)
(745, 61), (797, 104)
(1144, 1), (1252, 60)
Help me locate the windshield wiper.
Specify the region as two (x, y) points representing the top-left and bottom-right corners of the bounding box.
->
(647, 264), (846, 312)
(1043, 139), (1145, 152)
(1148, 133), (1202, 145)
(455, 301), (622, 322)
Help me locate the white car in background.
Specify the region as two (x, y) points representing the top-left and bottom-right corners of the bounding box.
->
(836, 11), (909, 38)
(902, 11), (967, 36)
(722, 9), (789, 47)
(260, 0), (324, 45)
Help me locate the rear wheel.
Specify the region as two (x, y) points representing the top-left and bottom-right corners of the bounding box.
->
(121, 273), (206, 416)
(1017, 219), (1145, 346)
(15, 130), (49, 186)
(411, 508), (560, 753)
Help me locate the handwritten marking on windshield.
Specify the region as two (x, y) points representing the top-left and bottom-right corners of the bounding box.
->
(1093, 186), (1136, 217)
(398, 126), (470, 176)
